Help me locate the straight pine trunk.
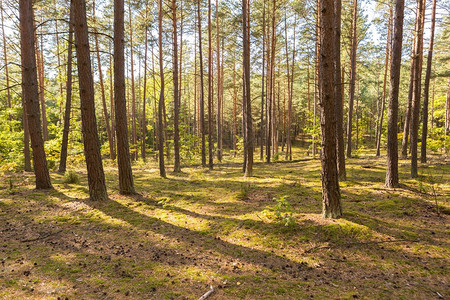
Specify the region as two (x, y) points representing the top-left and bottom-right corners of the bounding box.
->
(73, 0), (108, 200)
(114, 0), (136, 192)
(385, 0), (405, 188)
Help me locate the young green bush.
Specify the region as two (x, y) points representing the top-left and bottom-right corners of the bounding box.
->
(63, 170), (80, 184)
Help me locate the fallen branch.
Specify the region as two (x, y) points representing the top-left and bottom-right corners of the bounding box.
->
(304, 239), (420, 253)
(198, 285), (214, 300)
(21, 230), (63, 243)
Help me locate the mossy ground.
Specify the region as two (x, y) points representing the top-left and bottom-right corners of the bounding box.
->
(0, 146), (449, 299)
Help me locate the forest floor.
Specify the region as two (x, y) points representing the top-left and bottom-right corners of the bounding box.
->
(0, 147), (449, 299)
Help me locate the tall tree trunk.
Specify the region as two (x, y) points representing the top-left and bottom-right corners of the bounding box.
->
(446, 79), (450, 137)
(386, 0), (405, 188)
(128, 1), (137, 161)
(421, 0), (436, 163)
(173, 0), (181, 172)
(157, 0), (166, 177)
(410, 0), (426, 178)
(1, 0), (11, 127)
(141, 7), (148, 161)
(74, 0), (108, 200)
(207, 0), (214, 170)
(233, 58), (238, 156)
(198, 0), (206, 167)
(34, 18), (48, 142)
(334, 0), (346, 180)
(266, 0), (276, 163)
(243, 0), (253, 177)
(260, 0), (266, 161)
(20, 0), (52, 189)
(376, 3), (393, 157)
(346, 0), (358, 158)
(114, 0), (136, 192)
(93, 0), (114, 160)
(401, 15), (418, 158)
(58, 2), (74, 173)
(109, 42), (116, 160)
(55, 20), (63, 123)
(319, 0), (342, 219)
(22, 98), (32, 171)
(216, 0), (222, 162)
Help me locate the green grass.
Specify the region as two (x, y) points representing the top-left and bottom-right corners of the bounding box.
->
(0, 147), (448, 299)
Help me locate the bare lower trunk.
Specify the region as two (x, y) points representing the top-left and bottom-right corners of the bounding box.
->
(385, 0), (405, 188)
(74, 0), (108, 200)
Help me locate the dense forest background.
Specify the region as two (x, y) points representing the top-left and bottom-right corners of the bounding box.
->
(0, 0), (449, 174)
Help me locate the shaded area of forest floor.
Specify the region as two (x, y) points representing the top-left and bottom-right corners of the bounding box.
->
(1, 149), (449, 299)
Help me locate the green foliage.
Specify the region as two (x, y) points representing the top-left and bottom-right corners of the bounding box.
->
(236, 183), (252, 201)
(274, 196), (296, 227)
(63, 170), (80, 184)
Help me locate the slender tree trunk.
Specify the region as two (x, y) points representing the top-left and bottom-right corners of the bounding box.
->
(141, 7), (148, 161)
(216, 0), (223, 162)
(233, 58), (238, 156)
(401, 16), (418, 158)
(346, 0), (358, 158)
(114, 0), (136, 192)
(198, 0), (206, 167)
(376, 4), (393, 157)
(446, 79), (450, 137)
(74, 0), (108, 200)
(355, 78), (359, 150)
(22, 98), (32, 172)
(93, 0), (114, 160)
(410, 0), (425, 178)
(173, 0), (181, 172)
(128, 1), (137, 160)
(421, 0), (436, 163)
(207, 0), (214, 170)
(157, 0), (166, 177)
(386, 0), (405, 188)
(266, 0), (276, 163)
(59, 2), (74, 173)
(34, 19), (48, 142)
(260, 0), (266, 161)
(319, 0), (341, 219)
(334, 0), (346, 180)
(109, 42), (116, 160)
(55, 20), (63, 123)
(20, 0), (52, 189)
(243, 0), (253, 176)
(1, 0), (12, 127)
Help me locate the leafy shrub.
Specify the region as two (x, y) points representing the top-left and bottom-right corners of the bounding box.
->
(63, 170), (80, 184)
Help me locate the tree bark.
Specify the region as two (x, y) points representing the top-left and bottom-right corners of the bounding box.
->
(34, 18), (48, 142)
(216, 0), (222, 162)
(319, 0), (342, 219)
(385, 0), (405, 188)
(58, 1), (74, 173)
(243, 0), (253, 177)
(127, 2), (137, 161)
(157, 0), (166, 177)
(93, 0), (114, 160)
(114, 0), (136, 192)
(19, 0), (52, 189)
(141, 7), (148, 161)
(420, 0), (436, 163)
(73, 0), (108, 200)
(172, 0), (181, 173)
(346, 0), (358, 158)
(1, 0), (12, 127)
(198, 0), (206, 167)
(334, 0), (346, 180)
(207, 0), (214, 170)
(376, 3), (393, 157)
(410, 0), (426, 178)
(260, 0), (266, 161)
